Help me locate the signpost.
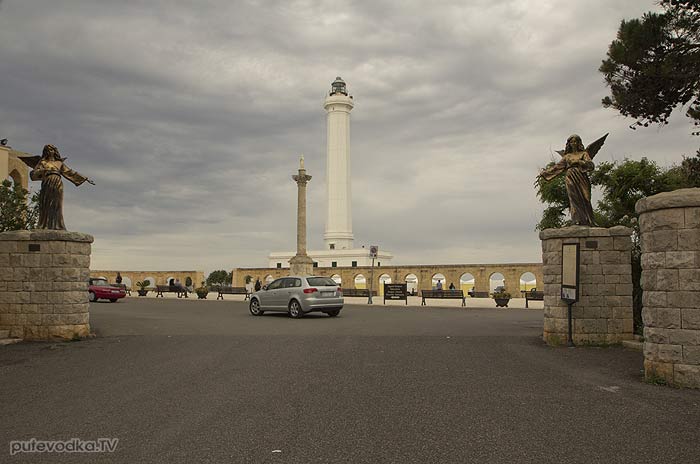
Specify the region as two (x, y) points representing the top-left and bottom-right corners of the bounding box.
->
(561, 243), (580, 347)
(368, 245), (378, 304)
(384, 283), (407, 305)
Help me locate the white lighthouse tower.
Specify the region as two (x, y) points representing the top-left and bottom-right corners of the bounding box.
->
(324, 77), (354, 251)
(268, 77), (393, 269)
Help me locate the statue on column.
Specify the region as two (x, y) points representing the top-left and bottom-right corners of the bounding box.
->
(538, 133), (608, 226)
(19, 144), (95, 230)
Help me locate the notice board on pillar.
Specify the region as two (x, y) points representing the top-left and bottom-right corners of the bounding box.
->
(561, 243), (580, 303)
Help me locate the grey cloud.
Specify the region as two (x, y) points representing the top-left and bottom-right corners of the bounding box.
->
(0, 0), (691, 274)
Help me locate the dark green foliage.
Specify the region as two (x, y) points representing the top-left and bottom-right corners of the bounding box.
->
(0, 179), (39, 232)
(206, 269), (230, 287)
(600, 1), (700, 134)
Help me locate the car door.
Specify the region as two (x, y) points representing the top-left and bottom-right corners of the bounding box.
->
(260, 279), (283, 309)
(280, 277), (301, 307)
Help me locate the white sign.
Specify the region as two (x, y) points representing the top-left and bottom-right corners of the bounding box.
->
(561, 243), (579, 303)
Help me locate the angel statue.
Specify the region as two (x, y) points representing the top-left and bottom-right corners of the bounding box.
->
(19, 144), (95, 230)
(538, 133), (608, 227)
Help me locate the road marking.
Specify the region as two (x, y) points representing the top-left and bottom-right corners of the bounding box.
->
(597, 386), (620, 393)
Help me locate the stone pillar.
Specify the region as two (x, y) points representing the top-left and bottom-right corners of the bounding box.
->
(0, 230), (92, 341)
(289, 158), (314, 276)
(637, 188), (700, 388)
(540, 226), (634, 346)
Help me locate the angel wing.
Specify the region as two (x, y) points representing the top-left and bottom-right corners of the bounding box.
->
(17, 155), (41, 169)
(586, 133), (609, 159)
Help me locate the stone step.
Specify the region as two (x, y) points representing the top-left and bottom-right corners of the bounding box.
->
(622, 340), (643, 351)
(0, 338), (22, 346)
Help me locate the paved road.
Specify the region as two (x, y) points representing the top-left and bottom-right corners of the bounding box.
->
(1, 298), (698, 463)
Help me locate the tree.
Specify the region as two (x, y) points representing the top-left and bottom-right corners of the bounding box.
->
(206, 269), (230, 287)
(600, 1), (700, 134)
(0, 179), (39, 232)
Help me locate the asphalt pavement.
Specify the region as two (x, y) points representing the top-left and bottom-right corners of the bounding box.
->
(0, 298), (698, 463)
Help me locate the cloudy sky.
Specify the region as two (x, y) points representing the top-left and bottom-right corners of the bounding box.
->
(0, 0), (696, 274)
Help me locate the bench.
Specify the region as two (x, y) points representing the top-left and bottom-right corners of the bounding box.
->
(342, 289), (377, 297)
(421, 290), (466, 307)
(114, 284), (131, 296)
(468, 291), (490, 298)
(155, 285), (189, 298)
(524, 290), (544, 308)
(209, 286), (249, 301)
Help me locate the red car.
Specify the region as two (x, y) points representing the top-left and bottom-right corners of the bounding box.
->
(88, 277), (126, 303)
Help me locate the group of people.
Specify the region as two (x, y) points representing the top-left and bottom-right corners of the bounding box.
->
(435, 280), (457, 291)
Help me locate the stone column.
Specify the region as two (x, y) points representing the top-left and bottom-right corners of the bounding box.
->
(637, 188), (700, 388)
(0, 230), (92, 341)
(540, 226), (634, 346)
(289, 157), (314, 276)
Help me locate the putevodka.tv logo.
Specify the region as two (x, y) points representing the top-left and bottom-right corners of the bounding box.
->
(9, 438), (118, 455)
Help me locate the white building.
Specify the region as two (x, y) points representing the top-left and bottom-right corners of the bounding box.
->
(269, 77), (394, 269)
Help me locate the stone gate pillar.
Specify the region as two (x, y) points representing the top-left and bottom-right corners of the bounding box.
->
(637, 188), (700, 388)
(540, 226), (634, 346)
(0, 230), (92, 341)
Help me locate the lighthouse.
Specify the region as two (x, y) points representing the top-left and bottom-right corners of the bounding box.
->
(267, 77), (393, 270)
(323, 77), (354, 251)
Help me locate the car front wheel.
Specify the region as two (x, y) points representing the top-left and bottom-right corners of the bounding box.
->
(288, 299), (304, 318)
(89, 291), (97, 302)
(249, 299), (264, 316)
(327, 309), (340, 317)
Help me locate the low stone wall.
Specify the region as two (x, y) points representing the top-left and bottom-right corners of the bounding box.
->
(540, 226), (634, 346)
(637, 188), (700, 388)
(0, 230), (92, 341)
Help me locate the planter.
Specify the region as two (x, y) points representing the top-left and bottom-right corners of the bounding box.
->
(196, 291), (208, 299)
(137, 289), (148, 297)
(494, 298), (510, 308)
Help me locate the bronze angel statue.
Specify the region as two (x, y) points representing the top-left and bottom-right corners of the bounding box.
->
(538, 133), (608, 227)
(18, 144), (94, 230)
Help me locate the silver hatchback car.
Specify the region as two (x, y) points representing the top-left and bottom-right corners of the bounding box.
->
(249, 276), (343, 318)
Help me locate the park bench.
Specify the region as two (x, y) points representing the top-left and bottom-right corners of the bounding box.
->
(155, 285), (189, 298)
(114, 283), (131, 296)
(421, 289), (466, 307)
(209, 286), (250, 301)
(468, 290), (490, 298)
(524, 290), (544, 308)
(342, 289), (377, 297)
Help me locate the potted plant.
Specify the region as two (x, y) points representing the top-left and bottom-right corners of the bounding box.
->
(195, 281), (209, 299)
(136, 280), (150, 297)
(493, 290), (511, 308)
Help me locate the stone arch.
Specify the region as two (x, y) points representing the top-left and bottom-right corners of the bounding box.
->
(378, 273), (391, 296)
(405, 273), (418, 295)
(520, 272), (537, 292)
(432, 273), (446, 290)
(166, 275), (176, 286)
(354, 274), (366, 289)
(143, 276), (157, 289)
(122, 276), (133, 290)
(489, 272), (505, 293)
(331, 274), (342, 285)
(264, 275), (274, 283)
(460, 272), (475, 296)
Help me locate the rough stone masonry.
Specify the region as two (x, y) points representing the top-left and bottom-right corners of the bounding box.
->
(540, 226), (634, 346)
(0, 229), (92, 341)
(637, 188), (700, 388)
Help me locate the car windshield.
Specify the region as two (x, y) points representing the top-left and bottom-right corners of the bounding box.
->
(92, 279), (110, 287)
(306, 277), (338, 287)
